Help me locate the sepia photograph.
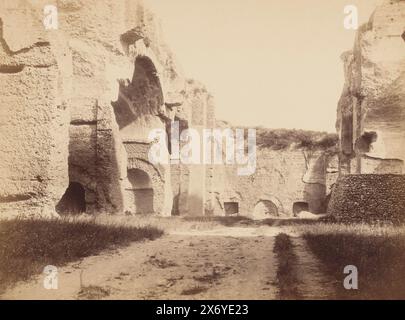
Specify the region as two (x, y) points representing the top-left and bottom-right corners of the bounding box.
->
(0, 0), (405, 307)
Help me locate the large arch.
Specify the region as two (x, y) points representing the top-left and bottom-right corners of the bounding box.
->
(253, 200), (278, 219)
(112, 55), (165, 132)
(251, 195), (284, 219)
(110, 39), (177, 216)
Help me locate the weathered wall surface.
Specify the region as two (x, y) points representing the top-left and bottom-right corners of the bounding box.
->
(328, 174), (405, 224)
(0, 0), (187, 216)
(209, 148), (338, 218)
(337, 0), (405, 174)
(0, 0), (339, 218)
(170, 79), (216, 216)
(59, 0), (184, 215)
(0, 1), (71, 217)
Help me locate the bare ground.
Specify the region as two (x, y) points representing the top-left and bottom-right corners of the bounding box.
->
(1, 225), (336, 300)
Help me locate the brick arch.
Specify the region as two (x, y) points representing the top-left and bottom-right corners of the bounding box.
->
(251, 195), (284, 219)
(127, 157), (165, 214)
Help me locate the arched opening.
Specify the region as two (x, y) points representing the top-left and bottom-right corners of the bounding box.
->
(112, 56), (164, 131)
(126, 168), (154, 214)
(56, 182), (86, 215)
(253, 200), (278, 218)
(224, 202), (239, 216)
(132, 57), (163, 102)
(293, 201), (309, 215)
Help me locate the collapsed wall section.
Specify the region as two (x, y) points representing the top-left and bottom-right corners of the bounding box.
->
(337, 0), (405, 174)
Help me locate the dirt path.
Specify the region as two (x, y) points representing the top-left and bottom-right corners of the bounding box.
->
(1, 226), (334, 300)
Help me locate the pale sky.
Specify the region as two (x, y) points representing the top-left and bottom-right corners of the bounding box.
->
(146, 0), (381, 132)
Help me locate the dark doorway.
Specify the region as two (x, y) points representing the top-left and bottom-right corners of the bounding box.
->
(134, 189), (154, 214)
(56, 182), (86, 214)
(126, 168), (154, 214)
(171, 194), (180, 216)
(293, 201), (309, 215)
(224, 202), (239, 215)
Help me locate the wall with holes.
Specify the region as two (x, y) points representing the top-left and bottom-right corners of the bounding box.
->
(209, 148), (338, 218)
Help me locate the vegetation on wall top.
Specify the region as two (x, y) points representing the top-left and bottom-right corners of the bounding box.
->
(255, 128), (338, 152)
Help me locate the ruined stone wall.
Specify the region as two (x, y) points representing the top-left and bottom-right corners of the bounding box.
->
(0, 0), (189, 216)
(0, 1), (71, 217)
(0, 0), (334, 219)
(210, 148), (338, 218)
(328, 174), (405, 224)
(337, 0), (405, 174)
(58, 0), (185, 215)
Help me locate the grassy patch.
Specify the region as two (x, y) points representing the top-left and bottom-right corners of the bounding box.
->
(182, 215), (325, 227)
(183, 215), (254, 227)
(301, 223), (405, 299)
(93, 214), (328, 233)
(0, 218), (163, 292)
(273, 233), (301, 299)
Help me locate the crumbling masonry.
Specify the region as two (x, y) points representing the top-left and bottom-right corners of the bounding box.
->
(330, 0), (405, 222)
(1, 0), (342, 219)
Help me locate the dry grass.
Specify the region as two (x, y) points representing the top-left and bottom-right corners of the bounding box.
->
(90, 214), (223, 232)
(296, 222), (405, 237)
(0, 217), (163, 292)
(0, 214), (256, 294)
(297, 223), (405, 299)
(94, 214), (258, 231)
(182, 215), (324, 227)
(183, 215), (254, 226)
